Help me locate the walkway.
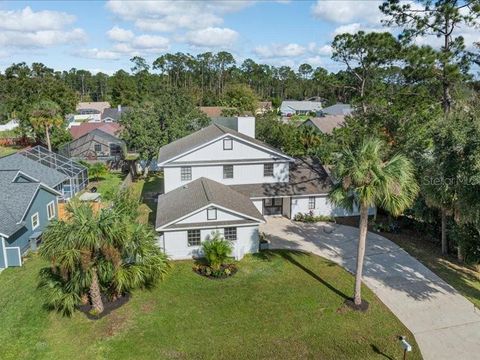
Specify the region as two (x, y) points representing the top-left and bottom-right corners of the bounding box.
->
(260, 217), (480, 360)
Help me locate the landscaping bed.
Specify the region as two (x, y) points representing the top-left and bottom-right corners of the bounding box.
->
(0, 251), (421, 360)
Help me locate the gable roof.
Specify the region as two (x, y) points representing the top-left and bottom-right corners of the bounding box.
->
(301, 115), (346, 135)
(76, 102), (111, 113)
(321, 103), (353, 116)
(101, 107), (131, 121)
(281, 101), (322, 112)
(0, 153), (68, 188)
(0, 170), (59, 238)
(156, 177), (264, 230)
(70, 122), (121, 140)
(157, 123), (292, 165)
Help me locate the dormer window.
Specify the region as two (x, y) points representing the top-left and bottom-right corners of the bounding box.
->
(207, 207), (217, 220)
(223, 138), (233, 150)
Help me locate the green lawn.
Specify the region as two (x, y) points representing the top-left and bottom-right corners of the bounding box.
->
(88, 172), (125, 199)
(133, 173), (164, 225)
(0, 146), (20, 158)
(0, 250), (421, 360)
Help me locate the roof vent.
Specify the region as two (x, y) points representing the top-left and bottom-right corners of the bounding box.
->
(183, 184), (188, 189)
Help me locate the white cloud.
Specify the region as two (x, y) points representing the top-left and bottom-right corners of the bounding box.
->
(0, 28), (86, 48)
(132, 34), (169, 49)
(107, 26), (134, 42)
(311, 0), (383, 24)
(106, 0), (252, 32)
(332, 23), (387, 36)
(254, 43), (306, 58)
(308, 43), (333, 57)
(184, 27), (238, 47)
(74, 48), (122, 60)
(0, 6), (75, 31)
(0, 6), (85, 50)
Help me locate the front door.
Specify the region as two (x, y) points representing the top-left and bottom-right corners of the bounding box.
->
(263, 198), (283, 215)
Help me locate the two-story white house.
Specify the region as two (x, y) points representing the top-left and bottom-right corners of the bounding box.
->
(155, 116), (367, 260)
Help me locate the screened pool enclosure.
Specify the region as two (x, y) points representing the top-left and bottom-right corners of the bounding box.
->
(18, 146), (88, 200)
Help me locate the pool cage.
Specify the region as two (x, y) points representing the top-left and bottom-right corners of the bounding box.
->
(18, 146), (88, 200)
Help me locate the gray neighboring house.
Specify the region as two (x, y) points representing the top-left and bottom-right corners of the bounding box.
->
(0, 146), (88, 200)
(300, 115), (346, 135)
(0, 170), (60, 268)
(280, 100), (323, 116)
(320, 103), (353, 116)
(101, 105), (130, 122)
(61, 128), (126, 164)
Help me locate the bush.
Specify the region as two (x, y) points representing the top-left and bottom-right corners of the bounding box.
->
(202, 232), (233, 271)
(293, 211), (334, 223)
(450, 223), (480, 265)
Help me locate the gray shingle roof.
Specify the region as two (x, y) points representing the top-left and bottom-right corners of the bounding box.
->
(0, 153), (68, 187)
(231, 158), (332, 197)
(301, 115), (346, 135)
(101, 107), (131, 121)
(157, 123), (291, 165)
(321, 103), (353, 116)
(0, 171), (40, 237)
(156, 177), (264, 229)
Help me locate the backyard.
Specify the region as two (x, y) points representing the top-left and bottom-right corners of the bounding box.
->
(0, 250), (421, 360)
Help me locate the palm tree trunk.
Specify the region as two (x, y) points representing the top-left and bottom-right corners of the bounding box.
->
(441, 208), (448, 254)
(457, 244), (464, 262)
(45, 126), (52, 151)
(89, 268), (104, 314)
(354, 204), (369, 306)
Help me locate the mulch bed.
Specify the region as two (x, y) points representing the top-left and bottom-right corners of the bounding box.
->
(193, 263), (238, 280)
(78, 293), (131, 320)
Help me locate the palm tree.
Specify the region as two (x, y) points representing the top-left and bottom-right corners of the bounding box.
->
(29, 100), (64, 151)
(202, 232), (233, 271)
(39, 198), (169, 316)
(329, 138), (418, 307)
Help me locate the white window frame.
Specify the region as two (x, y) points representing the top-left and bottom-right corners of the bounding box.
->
(223, 165), (234, 179)
(207, 207), (217, 220)
(224, 227), (237, 241)
(31, 212), (40, 230)
(181, 166), (192, 181)
(47, 201), (55, 220)
(264, 163), (274, 177)
(308, 197), (316, 210)
(223, 138), (233, 150)
(187, 229), (201, 247)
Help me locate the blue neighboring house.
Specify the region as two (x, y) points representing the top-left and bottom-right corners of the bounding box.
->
(0, 170), (60, 269)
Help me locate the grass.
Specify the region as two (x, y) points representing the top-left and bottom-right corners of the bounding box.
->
(337, 216), (480, 309)
(0, 146), (20, 157)
(0, 250), (421, 360)
(132, 173), (163, 225)
(88, 172), (125, 199)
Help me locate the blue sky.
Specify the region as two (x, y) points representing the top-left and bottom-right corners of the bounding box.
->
(0, 1), (478, 74)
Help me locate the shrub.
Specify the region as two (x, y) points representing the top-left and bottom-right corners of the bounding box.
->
(294, 211), (334, 223)
(202, 232), (233, 271)
(450, 223), (480, 265)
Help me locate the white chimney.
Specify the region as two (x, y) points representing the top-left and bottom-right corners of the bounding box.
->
(118, 104), (122, 112)
(237, 116), (256, 138)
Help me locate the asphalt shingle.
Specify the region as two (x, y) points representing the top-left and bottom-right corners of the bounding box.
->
(156, 177), (264, 229)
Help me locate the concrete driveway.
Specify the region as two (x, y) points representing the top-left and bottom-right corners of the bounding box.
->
(260, 217), (480, 360)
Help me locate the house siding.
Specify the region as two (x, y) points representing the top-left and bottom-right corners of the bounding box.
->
(164, 162), (289, 193)
(3, 188), (58, 267)
(0, 238), (6, 268)
(291, 195), (376, 218)
(160, 225), (259, 260)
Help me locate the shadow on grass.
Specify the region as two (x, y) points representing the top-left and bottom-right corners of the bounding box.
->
(255, 250), (350, 300)
(370, 344), (394, 360)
